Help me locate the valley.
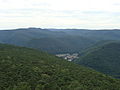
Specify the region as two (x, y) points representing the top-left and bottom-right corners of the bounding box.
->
(0, 28), (120, 89)
(0, 44), (120, 90)
(56, 53), (79, 61)
(1, 0), (120, 89)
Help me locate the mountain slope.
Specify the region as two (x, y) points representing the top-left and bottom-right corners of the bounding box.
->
(26, 36), (95, 54)
(75, 42), (120, 78)
(0, 44), (120, 90)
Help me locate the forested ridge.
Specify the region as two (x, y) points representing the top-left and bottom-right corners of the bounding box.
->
(1, 28), (120, 54)
(75, 42), (120, 78)
(0, 44), (120, 90)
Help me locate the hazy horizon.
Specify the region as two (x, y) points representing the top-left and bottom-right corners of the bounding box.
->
(0, 0), (120, 29)
(0, 27), (120, 31)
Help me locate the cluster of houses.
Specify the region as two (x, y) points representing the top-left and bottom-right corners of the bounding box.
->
(56, 53), (79, 61)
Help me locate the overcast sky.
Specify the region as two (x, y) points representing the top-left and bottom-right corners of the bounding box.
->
(0, 0), (120, 29)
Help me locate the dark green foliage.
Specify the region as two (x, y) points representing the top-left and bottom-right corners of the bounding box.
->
(0, 44), (120, 90)
(75, 42), (120, 78)
(12, 82), (31, 90)
(35, 84), (44, 90)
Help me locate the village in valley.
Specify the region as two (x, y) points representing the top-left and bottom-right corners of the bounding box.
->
(56, 53), (79, 61)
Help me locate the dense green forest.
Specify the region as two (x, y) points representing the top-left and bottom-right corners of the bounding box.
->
(0, 44), (120, 90)
(75, 42), (120, 78)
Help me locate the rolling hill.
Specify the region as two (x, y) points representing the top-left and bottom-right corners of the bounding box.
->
(1, 28), (120, 54)
(75, 42), (120, 78)
(26, 36), (95, 54)
(0, 28), (96, 54)
(0, 44), (120, 90)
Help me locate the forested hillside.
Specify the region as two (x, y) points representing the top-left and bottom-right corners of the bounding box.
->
(0, 44), (120, 90)
(75, 42), (120, 78)
(27, 36), (94, 54)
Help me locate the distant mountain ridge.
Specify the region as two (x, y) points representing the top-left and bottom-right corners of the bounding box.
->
(0, 28), (120, 54)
